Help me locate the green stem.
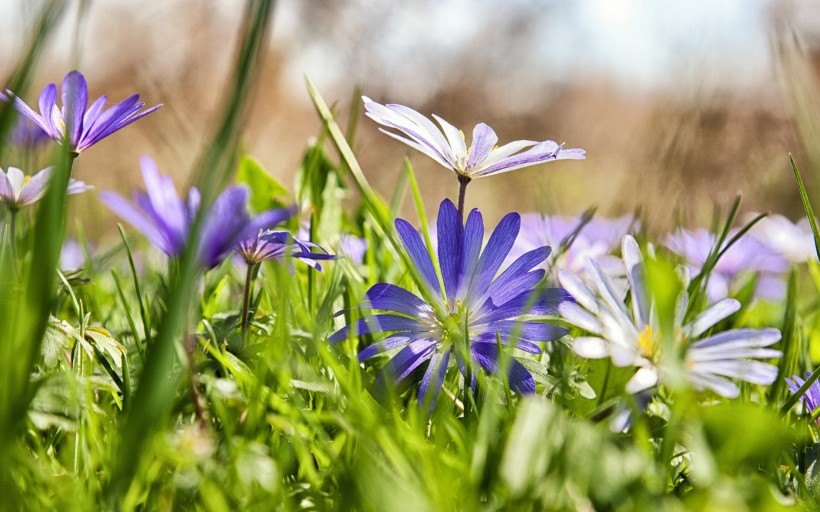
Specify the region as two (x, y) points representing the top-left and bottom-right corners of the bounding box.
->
(240, 262), (258, 346)
(8, 209), (18, 266)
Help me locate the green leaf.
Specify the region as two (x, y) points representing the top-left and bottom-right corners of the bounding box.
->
(236, 154), (289, 213)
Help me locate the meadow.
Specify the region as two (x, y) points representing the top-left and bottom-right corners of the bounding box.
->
(2, 1), (820, 510)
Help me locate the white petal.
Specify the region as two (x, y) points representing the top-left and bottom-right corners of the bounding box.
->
(685, 298), (740, 337)
(572, 336), (609, 359)
(6, 167), (25, 200)
(557, 270), (598, 313)
(559, 302), (603, 334)
(626, 367), (658, 394)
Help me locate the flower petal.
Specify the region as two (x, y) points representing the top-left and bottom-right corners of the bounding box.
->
(395, 218), (441, 297)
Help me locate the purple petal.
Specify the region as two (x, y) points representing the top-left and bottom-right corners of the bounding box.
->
(419, 349), (450, 411)
(328, 314), (428, 343)
(358, 283), (433, 317)
(61, 71), (88, 147)
(475, 140), (563, 177)
(100, 190), (174, 255)
(376, 339), (438, 389)
(437, 198), (463, 299)
(471, 343), (535, 394)
(458, 207), (485, 294)
(466, 212), (520, 300)
(357, 333), (426, 361)
(395, 218), (441, 296)
(466, 123), (498, 170)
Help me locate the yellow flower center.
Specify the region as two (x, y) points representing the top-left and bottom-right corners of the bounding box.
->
(637, 325), (658, 360)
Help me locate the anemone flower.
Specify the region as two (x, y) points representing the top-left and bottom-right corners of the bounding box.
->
(0, 166), (91, 210)
(559, 235), (781, 399)
(786, 372), (820, 418)
(3, 70), (161, 154)
(665, 227), (789, 302)
(236, 230), (335, 270)
(362, 96), (584, 217)
(330, 199), (571, 409)
(747, 213), (816, 264)
(506, 213), (636, 281)
(100, 156), (294, 269)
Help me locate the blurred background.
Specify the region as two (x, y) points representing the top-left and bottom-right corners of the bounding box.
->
(3, 0), (820, 237)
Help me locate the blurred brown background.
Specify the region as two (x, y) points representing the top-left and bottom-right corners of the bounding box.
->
(3, 0), (820, 238)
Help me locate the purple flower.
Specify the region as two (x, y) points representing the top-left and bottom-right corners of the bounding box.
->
(665, 228), (788, 301)
(507, 213), (636, 278)
(0, 166), (91, 210)
(747, 214), (816, 264)
(362, 96), (584, 179)
(60, 240), (86, 272)
(236, 230), (335, 270)
(3, 70), (161, 153)
(786, 372), (820, 416)
(8, 116), (50, 149)
(100, 157), (294, 269)
(330, 199), (571, 407)
(339, 234), (367, 265)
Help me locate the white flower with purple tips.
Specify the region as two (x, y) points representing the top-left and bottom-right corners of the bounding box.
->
(0, 166), (91, 210)
(559, 235), (782, 398)
(362, 96), (584, 180)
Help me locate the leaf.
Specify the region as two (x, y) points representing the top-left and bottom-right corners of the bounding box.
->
(236, 154), (289, 213)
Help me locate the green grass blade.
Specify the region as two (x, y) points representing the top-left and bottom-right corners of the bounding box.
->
(791, 154), (820, 261)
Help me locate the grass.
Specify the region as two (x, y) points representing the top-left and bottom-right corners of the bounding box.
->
(2, 2), (820, 511)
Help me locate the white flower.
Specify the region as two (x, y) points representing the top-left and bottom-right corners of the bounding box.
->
(362, 96), (584, 180)
(558, 235), (781, 398)
(0, 166), (91, 210)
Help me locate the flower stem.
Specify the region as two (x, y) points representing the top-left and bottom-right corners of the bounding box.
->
(240, 262), (258, 346)
(456, 175), (471, 223)
(8, 209), (18, 266)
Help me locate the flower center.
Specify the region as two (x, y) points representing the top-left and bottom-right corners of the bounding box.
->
(637, 325), (659, 360)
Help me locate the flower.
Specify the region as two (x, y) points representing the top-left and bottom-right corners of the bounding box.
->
(747, 214), (816, 264)
(100, 156), (294, 269)
(7, 116), (50, 149)
(559, 235), (782, 398)
(0, 166), (91, 210)
(786, 372), (820, 415)
(362, 96), (584, 180)
(506, 213), (636, 278)
(330, 199), (571, 407)
(236, 230), (335, 270)
(665, 227), (788, 301)
(3, 70), (161, 153)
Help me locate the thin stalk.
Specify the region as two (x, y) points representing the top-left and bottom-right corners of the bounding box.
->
(456, 175), (471, 222)
(241, 262), (258, 344)
(7, 209), (17, 266)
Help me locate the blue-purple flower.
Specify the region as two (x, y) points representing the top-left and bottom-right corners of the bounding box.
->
(786, 372), (820, 417)
(236, 230), (335, 270)
(330, 199), (571, 406)
(100, 157), (294, 269)
(362, 96), (585, 179)
(0, 166), (91, 210)
(665, 228), (788, 301)
(4, 70), (161, 153)
(747, 214), (816, 264)
(506, 213), (636, 278)
(7, 116), (50, 150)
